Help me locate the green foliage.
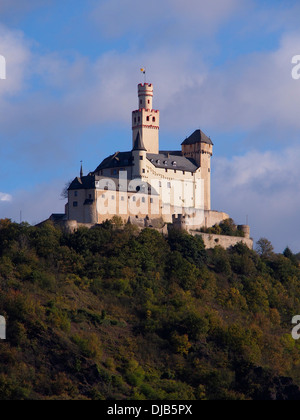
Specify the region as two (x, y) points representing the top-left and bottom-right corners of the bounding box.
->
(256, 237), (274, 259)
(0, 219), (300, 400)
(200, 218), (245, 237)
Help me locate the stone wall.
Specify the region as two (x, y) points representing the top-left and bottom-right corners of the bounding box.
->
(190, 231), (253, 250)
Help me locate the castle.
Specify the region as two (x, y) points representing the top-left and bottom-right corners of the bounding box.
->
(50, 81), (253, 249)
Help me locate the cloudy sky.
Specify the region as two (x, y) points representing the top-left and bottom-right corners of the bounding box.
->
(0, 0), (300, 252)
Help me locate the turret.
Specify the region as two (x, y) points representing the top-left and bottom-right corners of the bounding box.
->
(132, 131), (147, 178)
(181, 129), (213, 211)
(132, 83), (159, 154)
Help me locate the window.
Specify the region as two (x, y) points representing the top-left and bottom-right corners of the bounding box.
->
(150, 198), (154, 204)
(121, 196), (125, 201)
(132, 196), (136, 202)
(73, 201), (78, 207)
(140, 156), (143, 160)
(138, 116), (140, 122)
(89, 194), (92, 199)
(140, 99), (142, 105)
(167, 182), (171, 188)
(134, 117), (136, 123)
(146, 116), (150, 121)
(148, 100), (150, 104)
(74, 191), (78, 197)
(152, 117), (156, 122)
(142, 197), (145, 203)
(142, 169), (145, 173)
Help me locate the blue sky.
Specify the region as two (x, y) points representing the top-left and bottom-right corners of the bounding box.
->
(1, 0), (300, 252)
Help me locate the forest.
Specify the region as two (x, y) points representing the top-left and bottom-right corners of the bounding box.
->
(0, 217), (300, 400)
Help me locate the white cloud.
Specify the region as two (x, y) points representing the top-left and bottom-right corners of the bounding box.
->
(169, 32), (300, 135)
(212, 147), (300, 252)
(0, 24), (32, 97)
(0, 192), (12, 202)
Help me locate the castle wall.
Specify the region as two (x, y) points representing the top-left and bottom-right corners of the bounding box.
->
(139, 162), (207, 213)
(95, 188), (161, 225)
(190, 231), (253, 250)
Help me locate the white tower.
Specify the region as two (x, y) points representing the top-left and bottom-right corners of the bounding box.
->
(132, 83), (160, 154)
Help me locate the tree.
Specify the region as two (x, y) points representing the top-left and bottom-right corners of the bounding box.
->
(60, 180), (72, 200)
(283, 247), (298, 265)
(256, 238), (274, 259)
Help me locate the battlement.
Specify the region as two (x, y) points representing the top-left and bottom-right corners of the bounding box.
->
(132, 109), (159, 113)
(138, 83), (153, 88)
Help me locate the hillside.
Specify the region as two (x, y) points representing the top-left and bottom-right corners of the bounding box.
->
(0, 218), (300, 400)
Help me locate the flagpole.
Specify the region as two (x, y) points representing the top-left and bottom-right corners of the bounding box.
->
(140, 67), (146, 84)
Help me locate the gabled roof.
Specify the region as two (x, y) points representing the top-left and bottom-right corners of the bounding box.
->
(181, 129), (213, 146)
(147, 152), (198, 172)
(132, 132), (146, 151)
(68, 174), (96, 191)
(94, 151), (133, 172)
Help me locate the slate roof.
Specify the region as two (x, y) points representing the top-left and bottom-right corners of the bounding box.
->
(49, 214), (67, 222)
(69, 174), (159, 195)
(132, 132), (146, 151)
(147, 152), (198, 173)
(94, 151), (133, 173)
(68, 175), (96, 191)
(181, 129), (213, 146)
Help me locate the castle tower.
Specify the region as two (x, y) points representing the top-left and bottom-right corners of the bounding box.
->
(181, 129), (213, 211)
(132, 83), (160, 154)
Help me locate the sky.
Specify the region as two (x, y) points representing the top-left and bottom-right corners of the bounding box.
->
(0, 0), (300, 252)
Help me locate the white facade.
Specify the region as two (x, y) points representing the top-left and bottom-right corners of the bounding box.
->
(67, 81), (221, 228)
